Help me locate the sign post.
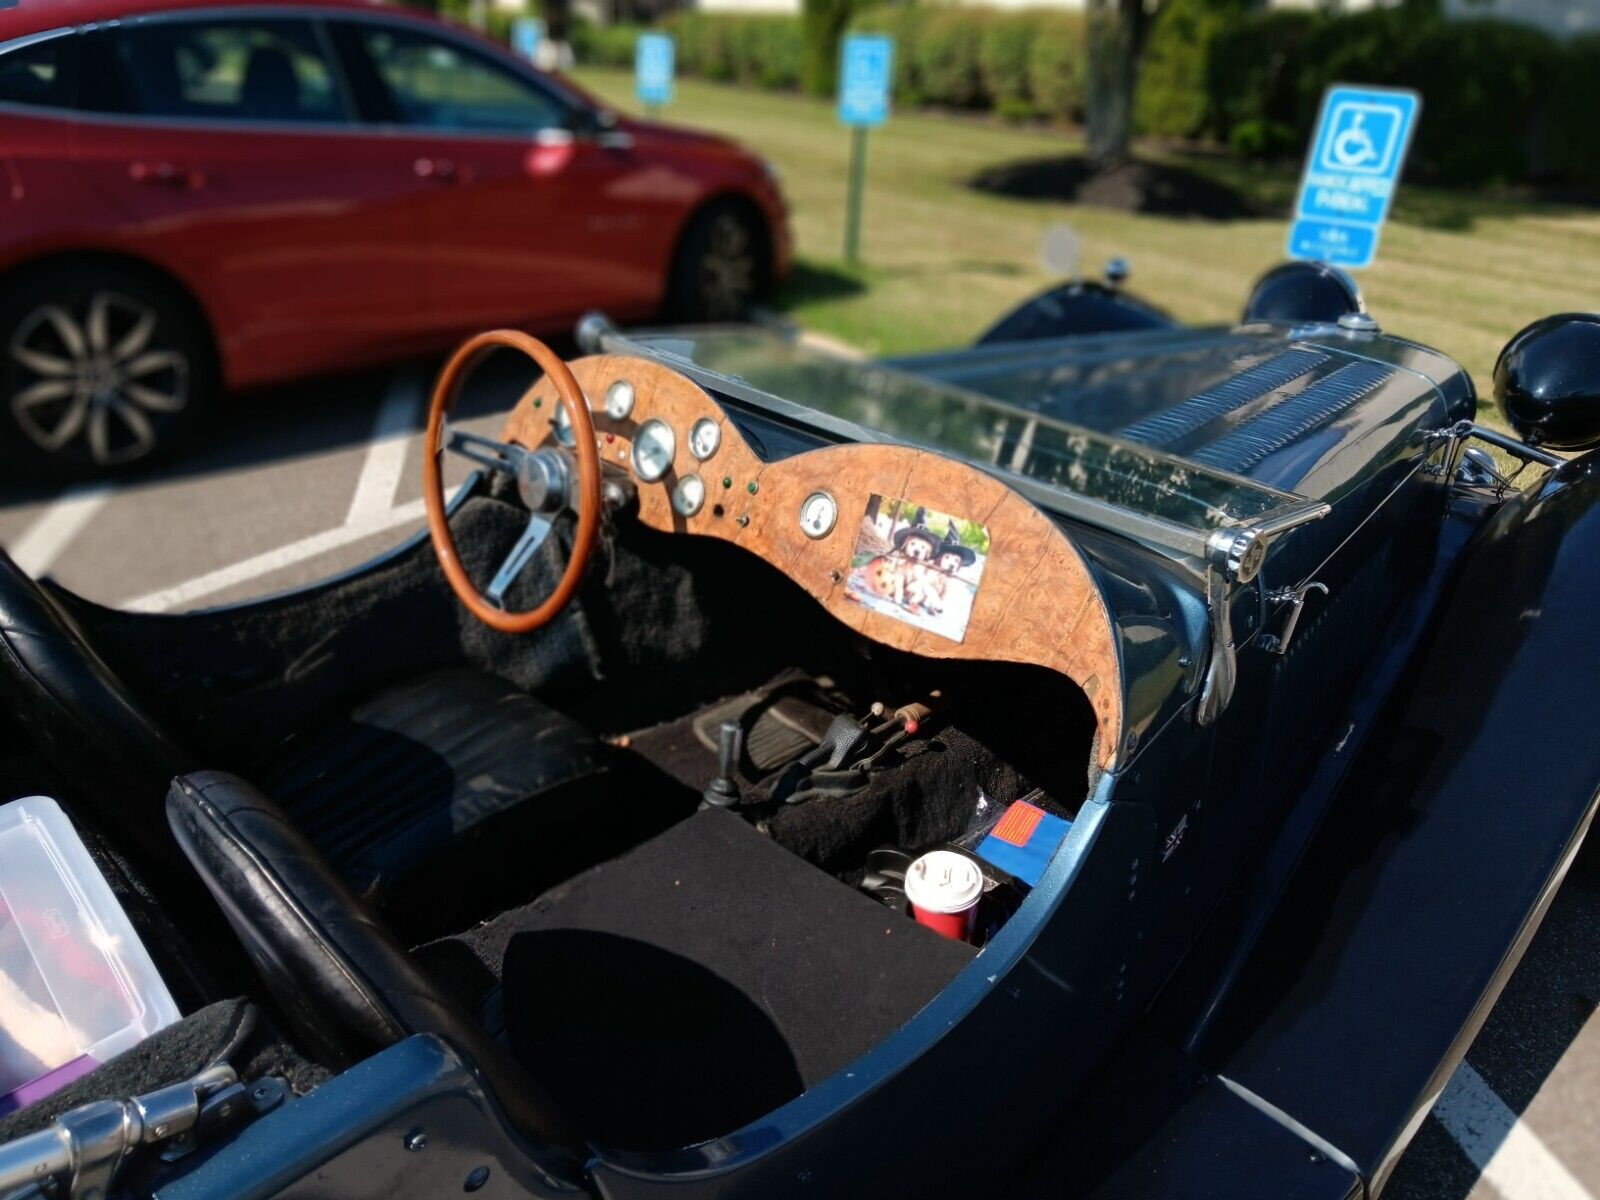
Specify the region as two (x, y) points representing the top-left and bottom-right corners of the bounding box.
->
(511, 17), (545, 65)
(635, 33), (675, 117)
(837, 34), (894, 267)
(1288, 84), (1421, 271)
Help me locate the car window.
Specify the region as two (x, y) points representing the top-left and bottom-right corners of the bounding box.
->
(0, 35), (73, 109)
(352, 24), (563, 133)
(110, 18), (348, 123)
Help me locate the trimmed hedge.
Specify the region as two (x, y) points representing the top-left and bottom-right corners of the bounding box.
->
(1141, 2), (1600, 186)
(851, 7), (1086, 119)
(576, 8), (1085, 122)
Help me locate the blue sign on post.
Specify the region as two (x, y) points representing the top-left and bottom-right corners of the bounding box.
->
(838, 35), (894, 128)
(511, 17), (545, 64)
(635, 33), (675, 109)
(1288, 85), (1420, 270)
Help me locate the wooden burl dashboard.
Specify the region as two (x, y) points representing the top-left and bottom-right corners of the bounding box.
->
(507, 354), (1125, 770)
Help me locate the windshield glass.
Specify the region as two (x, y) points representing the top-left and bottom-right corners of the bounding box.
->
(615, 327), (1325, 558)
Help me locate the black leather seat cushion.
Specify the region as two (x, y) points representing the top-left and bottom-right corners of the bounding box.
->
(166, 771), (579, 1152)
(261, 669), (619, 935)
(419, 808), (977, 1151)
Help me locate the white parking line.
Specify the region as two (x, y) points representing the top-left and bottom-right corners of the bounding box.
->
(1433, 1061), (1593, 1200)
(6, 485), (115, 576)
(122, 489), (461, 614)
(345, 368), (421, 526)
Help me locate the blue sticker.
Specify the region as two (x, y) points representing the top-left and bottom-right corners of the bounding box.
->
(635, 33), (675, 108)
(1288, 85), (1421, 271)
(838, 35), (894, 129)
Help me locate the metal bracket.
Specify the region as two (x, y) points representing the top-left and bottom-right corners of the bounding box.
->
(1258, 581), (1328, 656)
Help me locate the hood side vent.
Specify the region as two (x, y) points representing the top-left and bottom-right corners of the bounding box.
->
(1190, 360), (1393, 475)
(1117, 347), (1328, 450)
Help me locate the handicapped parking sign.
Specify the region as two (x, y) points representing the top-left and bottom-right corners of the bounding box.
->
(1288, 85), (1420, 270)
(838, 35), (894, 128)
(635, 33), (675, 109)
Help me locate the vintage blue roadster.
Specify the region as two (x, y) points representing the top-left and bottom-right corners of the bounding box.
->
(0, 262), (1595, 1199)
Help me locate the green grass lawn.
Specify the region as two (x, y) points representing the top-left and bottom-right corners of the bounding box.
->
(577, 67), (1600, 417)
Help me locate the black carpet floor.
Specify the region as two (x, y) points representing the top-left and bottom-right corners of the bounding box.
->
(419, 808), (975, 1151)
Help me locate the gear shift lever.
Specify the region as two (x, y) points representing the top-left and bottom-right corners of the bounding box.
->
(702, 720), (743, 808)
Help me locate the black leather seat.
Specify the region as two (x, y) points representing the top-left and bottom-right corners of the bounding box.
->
(0, 550), (606, 928)
(166, 771), (581, 1159)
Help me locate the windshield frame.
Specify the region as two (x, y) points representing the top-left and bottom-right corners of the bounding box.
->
(597, 326), (1332, 563)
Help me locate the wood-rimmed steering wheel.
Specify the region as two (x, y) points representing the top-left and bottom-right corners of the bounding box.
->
(423, 330), (602, 634)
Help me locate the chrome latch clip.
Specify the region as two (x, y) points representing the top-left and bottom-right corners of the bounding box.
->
(1258, 581), (1328, 656)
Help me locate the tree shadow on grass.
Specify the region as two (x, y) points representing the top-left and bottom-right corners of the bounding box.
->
(775, 260), (868, 309)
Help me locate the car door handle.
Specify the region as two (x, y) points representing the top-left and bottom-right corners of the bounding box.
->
(129, 161), (206, 190)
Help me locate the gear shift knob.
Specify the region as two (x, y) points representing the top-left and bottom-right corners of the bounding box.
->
(703, 720), (743, 808)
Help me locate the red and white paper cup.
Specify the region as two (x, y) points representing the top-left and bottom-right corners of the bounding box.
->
(904, 850), (984, 942)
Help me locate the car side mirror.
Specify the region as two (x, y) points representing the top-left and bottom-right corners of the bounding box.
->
(1494, 313), (1600, 452)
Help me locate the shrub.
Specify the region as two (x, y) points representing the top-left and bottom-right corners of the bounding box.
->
(1026, 12), (1087, 121)
(1203, 9), (1317, 148)
(914, 8), (987, 108)
(573, 22), (643, 68)
(979, 14), (1040, 118)
(664, 12), (737, 82)
(1135, 0), (1240, 139)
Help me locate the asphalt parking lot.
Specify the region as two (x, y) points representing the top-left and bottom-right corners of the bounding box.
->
(0, 359), (1595, 1199)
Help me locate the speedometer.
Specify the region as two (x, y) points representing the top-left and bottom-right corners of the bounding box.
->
(632, 419), (675, 482)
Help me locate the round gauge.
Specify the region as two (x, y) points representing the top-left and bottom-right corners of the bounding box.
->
(631, 418), (676, 482)
(798, 491), (838, 539)
(552, 401), (575, 447)
(604, 379), (635, 421)
(672, 474), (706, 517)
(689, 417), (722, 462)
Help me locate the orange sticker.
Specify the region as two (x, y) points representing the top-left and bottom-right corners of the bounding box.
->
(992, 802), (1045, 847)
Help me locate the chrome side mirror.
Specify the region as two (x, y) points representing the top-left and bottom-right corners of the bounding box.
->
(1495, 313), (1600, 452)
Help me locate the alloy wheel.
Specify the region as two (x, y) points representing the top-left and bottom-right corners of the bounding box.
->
(697, 213), (757, 321)
(9, 291), (189, 466)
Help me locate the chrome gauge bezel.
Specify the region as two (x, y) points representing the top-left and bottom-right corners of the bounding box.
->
(672, 473), (706, 517)
(631, 418), (676, 482)
(689, 417), (721, 461)
(799, 490), (838, 539)
(604, 379), (635, 421)
(552, 400), (576, 447)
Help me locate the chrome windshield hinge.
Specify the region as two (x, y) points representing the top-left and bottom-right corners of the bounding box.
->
(1195, 528), (1266, 727)
(1258, 581), (1328, 656)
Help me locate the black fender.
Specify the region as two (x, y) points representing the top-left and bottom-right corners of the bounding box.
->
(1171, 449), (1600, 1191)
(975, 281), (1177, 345)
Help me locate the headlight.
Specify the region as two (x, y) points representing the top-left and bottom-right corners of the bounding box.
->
(761, 158), (782, 185)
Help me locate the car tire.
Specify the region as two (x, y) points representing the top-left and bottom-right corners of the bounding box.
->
(0, 263), (215, 479)
(665, 201), (770, 324)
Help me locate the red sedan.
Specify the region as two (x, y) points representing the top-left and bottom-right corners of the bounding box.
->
(0, 0), (790, 475)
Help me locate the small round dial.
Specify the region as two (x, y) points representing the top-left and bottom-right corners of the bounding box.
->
(552, 401), (575, 447)
(672, 474), (706, 517)
(689, 417), (721, 461)
(604, 379), (635, 421)
(799, 491), (838, 539)
(631, 418), (676, 482)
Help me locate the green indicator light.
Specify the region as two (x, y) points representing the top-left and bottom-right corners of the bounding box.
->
(533, 398), (542, 409)
(746, 481), (759, 495)
(722, 476), (733, 489)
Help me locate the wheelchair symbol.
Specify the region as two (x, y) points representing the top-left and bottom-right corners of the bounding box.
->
(1320, 101), (1402, 175)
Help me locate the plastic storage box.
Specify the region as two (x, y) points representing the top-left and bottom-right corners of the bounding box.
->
(0, 796), (179, 1114)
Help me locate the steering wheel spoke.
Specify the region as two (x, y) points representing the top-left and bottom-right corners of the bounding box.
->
(423, 331), (602, 635)
(443, 425), (531, 476)
(486, 513), (555, 609)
